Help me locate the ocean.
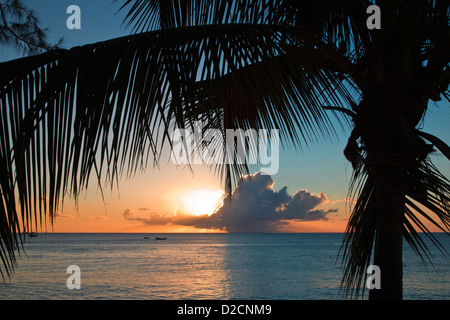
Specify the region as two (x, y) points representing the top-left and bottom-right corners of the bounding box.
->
(0, 233), (448, 300)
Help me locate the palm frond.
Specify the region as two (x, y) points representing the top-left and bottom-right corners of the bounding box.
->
(118, 0), (283, 31)
(339, 153), (450, 299)
(404, 159), (450, 254)
(417, 130), (450, 161)
(339, 174), (376, 299)
(115, 0), (371, 195)
(188, 50), (357, 191)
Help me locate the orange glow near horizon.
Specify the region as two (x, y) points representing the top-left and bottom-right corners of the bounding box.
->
(37, 187), (448, 234)
(33, 165), (449, 234)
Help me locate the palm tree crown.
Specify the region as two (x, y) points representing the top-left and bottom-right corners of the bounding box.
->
(0, 0), (449, 299)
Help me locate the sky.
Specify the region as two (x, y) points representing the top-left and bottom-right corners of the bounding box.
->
(1, 1), (449, 233)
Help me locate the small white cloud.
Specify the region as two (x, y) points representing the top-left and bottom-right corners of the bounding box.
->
(90, 216), (108, 220)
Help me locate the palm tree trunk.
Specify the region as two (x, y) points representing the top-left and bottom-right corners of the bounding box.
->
(369, 153), (406, 300)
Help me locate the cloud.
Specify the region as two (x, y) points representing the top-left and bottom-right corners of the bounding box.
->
(193, 172), (337, 232)
(123, 208), (174, 225)
(54, 212), (73, 219)
(123, 172), (338, 232)
(90, 216), (108, 220)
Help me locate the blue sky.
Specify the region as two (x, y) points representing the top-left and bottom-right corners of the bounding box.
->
(1, 1), (449, 232)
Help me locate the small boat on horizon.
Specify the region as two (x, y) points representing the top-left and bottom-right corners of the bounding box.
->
(155, 237), (166, 240)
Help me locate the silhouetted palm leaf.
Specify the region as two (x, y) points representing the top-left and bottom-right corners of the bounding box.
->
(340, 142), (450, 298)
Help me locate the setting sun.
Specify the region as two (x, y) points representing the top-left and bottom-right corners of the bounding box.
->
(181, 189), (225, 216)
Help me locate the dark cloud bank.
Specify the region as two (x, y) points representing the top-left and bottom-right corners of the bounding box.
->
(123, 172), (338, 232)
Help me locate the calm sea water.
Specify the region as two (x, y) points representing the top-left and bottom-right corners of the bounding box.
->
(0, 233), (448, 300)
